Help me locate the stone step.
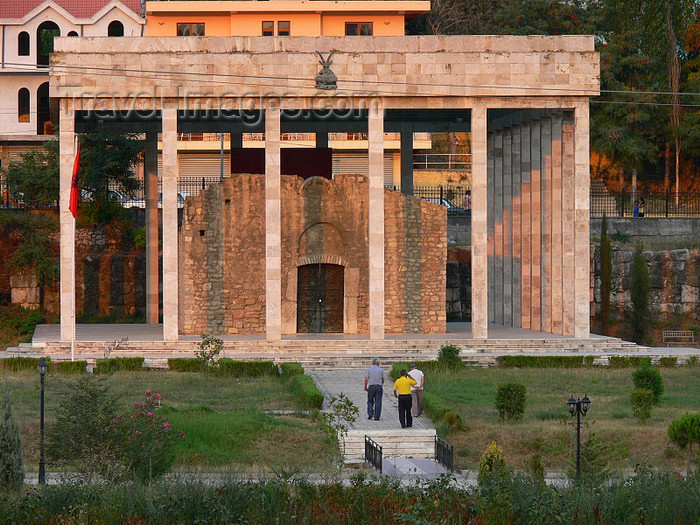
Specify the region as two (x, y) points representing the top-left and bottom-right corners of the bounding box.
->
(343, 429), (436, 460)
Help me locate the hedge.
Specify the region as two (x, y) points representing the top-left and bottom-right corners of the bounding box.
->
(94, 357), (145, 374)
(659, 357), (678, 368)
(217, 359), (279, 377)
(496, 356), (595, 368)
(389, 361), (453, 380)
(56, 360), (87, 374)
(280, 362), (304, 378)
(289, 374), (324, 410)
(630, 388), (654, 421)
(423, 392), (464, 431)
(608, 356), (653, 368)
(167, 358), (203, 372)
(0, 356), (53, 373)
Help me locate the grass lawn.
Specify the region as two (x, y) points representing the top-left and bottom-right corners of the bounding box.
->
(427, 366), (700, 472)
(0, 371), (336, 473)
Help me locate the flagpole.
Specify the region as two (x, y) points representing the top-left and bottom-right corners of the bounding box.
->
(70, 135), (78, 362)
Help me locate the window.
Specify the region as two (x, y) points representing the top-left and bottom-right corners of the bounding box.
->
(262, 21), (274, 36)
(67, 31), (79, 36)
(345, 22), (373, 36)
(18, 32), (30, 56)
(18, 88), (30, 122)
(277, 21), (290, 36)
(108, 20), (124, 37)
(177, 23), (204, 36)
(36, 21), (60, 66)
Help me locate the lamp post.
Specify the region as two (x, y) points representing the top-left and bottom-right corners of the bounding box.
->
(567, 394), (591, 480)
(37, 357), (48, 484)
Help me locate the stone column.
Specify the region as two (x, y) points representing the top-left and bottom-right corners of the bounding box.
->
(144, 132), (159, 324)
(265, 108), (282, 340)
(368, 104), (385, 339)
(574, 101), (591, 338)
(471, 105), (488, 339)
(161, 105), (179, 341)
(400, 124), (413, 195)
(59, 98), (75, 341)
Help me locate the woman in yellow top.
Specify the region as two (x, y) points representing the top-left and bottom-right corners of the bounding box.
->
(393, 369), (417, 428)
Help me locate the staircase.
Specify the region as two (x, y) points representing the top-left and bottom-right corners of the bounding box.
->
(343, 429), (436, 460)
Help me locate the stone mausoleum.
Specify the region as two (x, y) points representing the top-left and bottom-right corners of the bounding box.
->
(49, 34), (600, 343)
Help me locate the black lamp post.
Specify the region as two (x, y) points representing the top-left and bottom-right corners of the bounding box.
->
(37, 357), (48, 484)
(567, 394), (591, 480)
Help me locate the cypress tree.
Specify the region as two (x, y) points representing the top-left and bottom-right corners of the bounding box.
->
(629, 243), (651, 344)
(0, 389), (24, 491)
(600, 214), (612, 335)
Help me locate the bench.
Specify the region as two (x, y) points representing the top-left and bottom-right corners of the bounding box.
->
(662, 330), (696, 347)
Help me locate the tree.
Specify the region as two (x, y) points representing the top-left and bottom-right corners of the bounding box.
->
(628, 243), (651, 344)
(599, 215), (612, 335)
(4, 140), (59, 207)
(0, 389), (24, 492)
(667, 412), (700, 477)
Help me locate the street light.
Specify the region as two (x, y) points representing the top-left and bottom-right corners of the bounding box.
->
(567, 394), (591, 480)
(37, 357), (48, 484)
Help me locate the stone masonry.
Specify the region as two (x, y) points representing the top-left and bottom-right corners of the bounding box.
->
(179, 173), (446, 335)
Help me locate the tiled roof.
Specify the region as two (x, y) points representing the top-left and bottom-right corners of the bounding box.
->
(0, 0), (142, 20)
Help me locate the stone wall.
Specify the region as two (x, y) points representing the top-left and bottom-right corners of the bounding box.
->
(180, 173), (446, 335)
(590, 218), (700, 244)
(590, 246), (700, 321)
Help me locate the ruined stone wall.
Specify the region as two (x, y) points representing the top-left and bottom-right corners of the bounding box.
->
(179, 173), (446, 335)
(591, 246), (700, 321)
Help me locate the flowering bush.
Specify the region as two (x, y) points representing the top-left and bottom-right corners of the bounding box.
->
(113, 389), (184, 482)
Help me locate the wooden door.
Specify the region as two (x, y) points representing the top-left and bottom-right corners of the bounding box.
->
(297, 264), (344, 333)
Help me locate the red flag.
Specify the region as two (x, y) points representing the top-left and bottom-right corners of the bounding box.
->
(69, 143), (80, 218)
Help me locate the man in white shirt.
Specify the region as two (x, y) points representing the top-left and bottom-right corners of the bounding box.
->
(407, 363), (424, 417)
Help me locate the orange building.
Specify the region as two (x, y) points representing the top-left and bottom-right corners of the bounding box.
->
(145, 1), (430, 37)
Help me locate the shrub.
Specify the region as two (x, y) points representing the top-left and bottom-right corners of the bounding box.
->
(289, 374), (324, 410)
(495, 383), (526, 420)
(496, 355), (594, 368)
(422, 392), (464, 431)
(629, 244), (651, 344)
(217, 359), (278, 377)
(659, 357), (677, 368)
(630, 389), (654, 421)
(56, 360), (87, 374)
(0, 356), (53, 373)
(438, 344), (462, 366)
(167, 358), (203, 372)
(668, 413), (700, 477)
(280, 362), (304, 378)
(632, 365), (664, 403)
(0, 389), (23, 492)
(390, 361), (435, 380)
(195, 333), (223, 370)
(477, 441), (507, 485)
(317, 393), (358, 462)
(609, 355), (652, 368)
(95, 357), (144, 374)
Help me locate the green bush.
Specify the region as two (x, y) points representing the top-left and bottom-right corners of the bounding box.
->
(217, 359), (278, 377)
(167, 358), (203, 372)
(422, 392), (464, 431)
(668, 413), (700, 476)
(438, 344), (462, 366)
(0, 389), (23, 492)
(496, 355), (594, 368)
(495, 383), (526, 420)
(56, 360), (87, 374)
(630, 388), (654, 421)
(0, 356), (53, 373)
(94, 357), (144, 374)
(389, 360), (454, 380)
(609, 356), (652, 368)
(632, 365), (664, 403)
(659, 357), (678, 368)
(289, 374), (324, 410)
(280, 362), (304, 378)
(477, 441), (508, 485)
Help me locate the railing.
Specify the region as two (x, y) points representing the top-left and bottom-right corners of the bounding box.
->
(590, 188), (700, 218)
(413, 186), (470, 216)
(435, 436), (454, 472)
(413, 153), (471, 171)
(365, 435), (383, 472)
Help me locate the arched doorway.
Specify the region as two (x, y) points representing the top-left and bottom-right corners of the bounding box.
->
(36, 21), (60, 67)
(297, 263), (344, 333)
(37, 82), (51, 134)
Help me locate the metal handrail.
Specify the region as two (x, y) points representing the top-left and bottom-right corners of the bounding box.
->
(365, 435), (383, 472)
(435, 435), (453, 471)
(413, 153), (471, 171)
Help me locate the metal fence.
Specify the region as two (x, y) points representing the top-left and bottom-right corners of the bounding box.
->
(435, 435), (454, 471)
(590, 188), (700, 218)
(413, 153), (471, 171)
(364, 435), (383, 472)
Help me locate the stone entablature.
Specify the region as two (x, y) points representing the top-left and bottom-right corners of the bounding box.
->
(51, 35), (598, 102)
(179, 173), (446, 335)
